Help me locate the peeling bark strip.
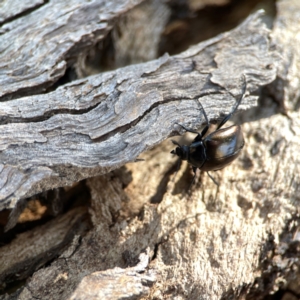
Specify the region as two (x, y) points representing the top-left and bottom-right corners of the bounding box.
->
(69, 252), (155, 300)
(0, 0), (45, 24)
(0, 10), (278, 210)
(0, 0), (144, 100)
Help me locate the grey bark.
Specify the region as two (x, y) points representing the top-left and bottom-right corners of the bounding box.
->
(0, 9), (276, 211)
(0, 0), (45, 24)
(1, 0), (300, 300)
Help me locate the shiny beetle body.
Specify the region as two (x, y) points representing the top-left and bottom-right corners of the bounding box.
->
(188, 125), (244, 171)
(171, 75), (247, 185)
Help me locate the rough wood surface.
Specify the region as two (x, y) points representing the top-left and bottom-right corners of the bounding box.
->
(0, 0), (45, 24)
(0, 0), (143, 101)
(0, 207), (90, 286)
(271, 0), (300, 112)
(0, 10), (277, 211)
(1, 0), (300, 299)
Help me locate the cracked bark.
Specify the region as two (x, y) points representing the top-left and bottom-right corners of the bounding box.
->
(0, 0), (300, 299)
(0, 8), (275, 211)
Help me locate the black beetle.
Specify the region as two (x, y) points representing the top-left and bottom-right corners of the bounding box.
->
(171, 75), (247, 186)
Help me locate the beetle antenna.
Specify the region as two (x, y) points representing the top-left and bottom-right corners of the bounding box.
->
(196, 100), (209, 126)
(233, 73), (247, 114)
(195, 100), (209, 138)
(175, 122), (199, 134)
(171, 140), (181, 148)
(216, 74), (247, 130)
(134, 158), (145, 162)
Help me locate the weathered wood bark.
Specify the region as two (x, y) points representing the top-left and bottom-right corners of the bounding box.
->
(0, 0), (45, 24)
(0, 7), (275, 211)
(0, 0), (300, 299)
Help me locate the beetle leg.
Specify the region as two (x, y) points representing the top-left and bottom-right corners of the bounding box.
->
(175, 122), (199, 134)
(192, 166), (197, 178)
(207, 171), (219, 186)
(217, 74), (247, 130)
(187, 166), (198, 191)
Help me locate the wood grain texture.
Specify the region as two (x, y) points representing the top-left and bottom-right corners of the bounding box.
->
(271, 0), (300, 112)
(0, 207), (89, 285)
(0, 0), (143, 101)
(0, 0), (45, 24)
(1, 0), (300, 299)
(0, 10), (278, 210)
(69, 252), (155, 299)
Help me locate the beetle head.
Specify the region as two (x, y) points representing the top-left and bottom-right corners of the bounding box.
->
(171, 140), (189, 161)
